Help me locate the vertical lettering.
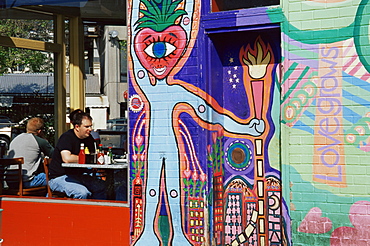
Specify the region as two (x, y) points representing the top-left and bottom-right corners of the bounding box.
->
(313, 43), (346, 187)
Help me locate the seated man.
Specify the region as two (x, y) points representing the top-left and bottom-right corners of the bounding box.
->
(7, 117), (54, 188)
(48, 109), (106, 200)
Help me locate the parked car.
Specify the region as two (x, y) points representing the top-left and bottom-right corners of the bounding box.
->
(0, 116), (13, 150)
(0, 116), (11, 123)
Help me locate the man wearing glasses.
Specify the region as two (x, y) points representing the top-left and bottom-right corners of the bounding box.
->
(48, 109), (106, 200)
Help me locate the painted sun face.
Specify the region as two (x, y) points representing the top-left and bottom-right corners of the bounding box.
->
(134, 25), (187, 80)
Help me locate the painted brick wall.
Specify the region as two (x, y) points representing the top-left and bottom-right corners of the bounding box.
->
(128, 0), (370, 244)
(128, 0), (287, 245)
(280, 0), (370, 244)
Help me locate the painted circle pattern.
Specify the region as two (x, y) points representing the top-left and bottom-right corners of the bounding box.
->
(225, 140), (252, 171)
(129, 94), (144, 112)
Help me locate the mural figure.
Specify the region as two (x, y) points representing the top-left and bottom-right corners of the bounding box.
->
(128, 0), (276, 245)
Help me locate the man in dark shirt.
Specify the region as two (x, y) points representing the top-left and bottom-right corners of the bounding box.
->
(49, 109), (106, 199)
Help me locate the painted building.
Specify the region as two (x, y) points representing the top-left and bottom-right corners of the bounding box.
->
(127, 0), (370, 246)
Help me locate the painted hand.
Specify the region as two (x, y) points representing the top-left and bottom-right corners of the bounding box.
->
(247, 118), (265, 135)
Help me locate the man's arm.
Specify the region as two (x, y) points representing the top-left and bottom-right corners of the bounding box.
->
(60, 150), (79, 163)
(34, 135), (54, 157)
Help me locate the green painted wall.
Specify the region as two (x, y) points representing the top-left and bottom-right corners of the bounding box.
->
(276, 0), (370, 244)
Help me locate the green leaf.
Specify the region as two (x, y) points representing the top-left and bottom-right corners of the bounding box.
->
(168, 0), (184, 14)
(207, 190), (213, 205)
(141, 0), (161, 17)
(135, 22), (153, 31)
(136, 0), (187, 31)
(139, 144), (144, 152)
(166, 10), (187, 24)
(138, 9), (156, 19)
(135, 16), (157, 25)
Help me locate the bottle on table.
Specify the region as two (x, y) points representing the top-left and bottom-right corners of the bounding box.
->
(107, 146), (114, 164)
(78, 143), (85, 164)
(97, 144), (105, 165)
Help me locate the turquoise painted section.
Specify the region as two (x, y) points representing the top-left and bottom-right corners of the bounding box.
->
(276, 0), (370, 244)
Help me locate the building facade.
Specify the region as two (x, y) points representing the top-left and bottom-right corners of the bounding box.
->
(127, 0), (370, 245)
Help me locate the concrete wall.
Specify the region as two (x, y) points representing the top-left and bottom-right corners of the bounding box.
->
(103, 26), (128, 119)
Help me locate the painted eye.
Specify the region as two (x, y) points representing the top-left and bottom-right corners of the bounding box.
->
(144, 41), (176, 59)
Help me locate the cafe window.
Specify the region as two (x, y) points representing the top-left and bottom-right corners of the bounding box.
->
(211, 0), (279, 12)
(0, 1), (128, 204)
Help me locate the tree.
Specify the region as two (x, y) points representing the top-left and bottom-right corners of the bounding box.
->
(0, 19), (54, 73)
(0, 19), (55, 143)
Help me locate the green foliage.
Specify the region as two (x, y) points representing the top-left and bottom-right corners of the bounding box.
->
(207, 135), (224, 173)
(0, 19), (54, 73)
(0, 19), (53, 40)
(183, 177), (206, 197)
(130, 168), (145, 181)
(119, 40), (127, 52)
(134, 0), (187, 32)
(0, 47), (52, 74)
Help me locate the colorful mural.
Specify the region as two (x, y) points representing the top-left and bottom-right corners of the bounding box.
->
(129, 0), (370, 244)
(128, 0), (288, 245)
(204, 33), (288, 246)
(128, 0), (202, 244)
(266, 0), (370, 244)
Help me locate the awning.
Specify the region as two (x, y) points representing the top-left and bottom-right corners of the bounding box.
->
(0, 0), (126, 25)
(2, 0), (87, 8)
(66, 96), (109, 108)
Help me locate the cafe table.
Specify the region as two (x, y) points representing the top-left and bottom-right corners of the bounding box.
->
(61, 163), (127, 169)
(62, 161), (128, 200)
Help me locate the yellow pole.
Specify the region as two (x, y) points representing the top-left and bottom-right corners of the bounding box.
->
(54, 14), (67, 139)
(69, 16), (85, 112)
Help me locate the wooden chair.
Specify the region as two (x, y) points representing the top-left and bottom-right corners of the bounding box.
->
(42, 157), (67, 198)
(0, 157), (47, 196)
